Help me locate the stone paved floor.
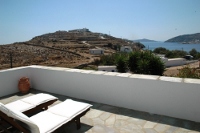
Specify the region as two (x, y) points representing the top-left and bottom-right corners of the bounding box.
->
(0, 89), (200, 133)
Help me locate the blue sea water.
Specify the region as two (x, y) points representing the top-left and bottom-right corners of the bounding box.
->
(142, 42), (200, 52)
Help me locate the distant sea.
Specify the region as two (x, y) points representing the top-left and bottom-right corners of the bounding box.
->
(142, 42), (200, 52)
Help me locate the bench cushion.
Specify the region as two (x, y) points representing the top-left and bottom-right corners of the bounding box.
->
(47, 99), (92, 118)
(0, 102), (40, 133)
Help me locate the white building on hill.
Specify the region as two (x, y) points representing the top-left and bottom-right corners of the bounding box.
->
(155, 54), (187, 67)
(68, 28), (89, 33)
(165, 58), (187, 67)
(89, 49), (104, 55)
(120, 46), (132, 53)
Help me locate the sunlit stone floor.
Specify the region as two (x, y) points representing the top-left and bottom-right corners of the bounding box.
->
(0, 89), (200, 133)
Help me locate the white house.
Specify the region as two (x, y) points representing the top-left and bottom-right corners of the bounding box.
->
(98, 66), (117, 72)
(120, 46), (132, 53)
(165, 58), (187, 67)
(160, 57), (168, 64)
(155, 54), (187, 67)
(89, 49), (104, 55)
(155, 54), (165, 58)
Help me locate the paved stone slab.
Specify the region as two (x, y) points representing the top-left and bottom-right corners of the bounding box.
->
(144, 128), (158, 133)
(1, 90), (200, 133)
(85, 109), (103, 118)
(100, 112), (112, 121)
(144, 121), (157, 128)
(154, 124), (170, 132)
(105, 114), (116, 126)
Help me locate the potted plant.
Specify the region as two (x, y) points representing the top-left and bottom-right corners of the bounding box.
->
(18, 77), (30, 94)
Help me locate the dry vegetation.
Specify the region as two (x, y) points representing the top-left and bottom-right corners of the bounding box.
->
(0, 30), (140, 70)
(164, 61), (200, 76)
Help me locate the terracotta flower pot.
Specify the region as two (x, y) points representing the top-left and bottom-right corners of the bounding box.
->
(18, 77), (30, 94)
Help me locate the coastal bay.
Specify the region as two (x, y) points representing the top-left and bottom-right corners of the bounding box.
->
(142, 42), (200, 52)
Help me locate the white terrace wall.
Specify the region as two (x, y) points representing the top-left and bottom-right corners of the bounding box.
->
(0, 67), (31, 97)
(0, 66), (199, 122)
(29, 66), (200, 122)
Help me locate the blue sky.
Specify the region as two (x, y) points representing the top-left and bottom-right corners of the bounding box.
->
(0, 0), (200, 44)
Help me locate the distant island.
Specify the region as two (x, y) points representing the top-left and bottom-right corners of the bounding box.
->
(165, 33), (200, 44)
(133, 38), (157, 42)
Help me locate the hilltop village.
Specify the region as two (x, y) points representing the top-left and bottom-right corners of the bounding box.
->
(0, 28), (143, 70)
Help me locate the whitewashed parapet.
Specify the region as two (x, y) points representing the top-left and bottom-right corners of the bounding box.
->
(129, 74), (159, 80)
(158, 76), (183, 82)
(28, 65), (200, 84)
(184, 78), (200, 84)
(28, 65), (200, 122)
(0, 67), (32, 97)
(1, 65), (200, 122)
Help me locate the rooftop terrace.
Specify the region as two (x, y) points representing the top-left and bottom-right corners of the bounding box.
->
(0, 65), (200, 133)
(1, 89), (200, 133)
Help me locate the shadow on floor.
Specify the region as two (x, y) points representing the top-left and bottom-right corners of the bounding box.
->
(1, 89), (200, 132)
(89, 97), (200, 132)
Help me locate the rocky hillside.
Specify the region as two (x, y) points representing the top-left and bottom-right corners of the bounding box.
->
(0, 29), (142, 70)
(28, 30), (129, 46)
(165, 33), (200, 44)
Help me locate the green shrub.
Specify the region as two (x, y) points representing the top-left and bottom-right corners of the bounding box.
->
(137, 59), (150, 74)
(128, 51), (165, 75)
(153, 47), (169, 54)
(153, 47), (189, 58)
(189, 48), (199, 59)
(165, 50), (187, 58)
(128, 51), (140, 73)
(100, 54), (116, 65)
(197, 53), (200, 59)
(99, 51), (165, 75)
(148, 56), (165, 75)
(135, 42), (145, 49)
(115, 54), (128, 73)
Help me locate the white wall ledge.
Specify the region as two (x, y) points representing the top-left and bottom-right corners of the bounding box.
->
(90, 71), (107, 75)
(103, 72), (119, 76)
(159, 76), (183, 83)
(66, 69), (85, 72)
(0, 66), (29, 72)
(2, 65), (200, 84)
(116, 73), (132, 77)
(184, 78), (200, 84)
(81, 70), (95, 74)
(129, 74), (159, 80)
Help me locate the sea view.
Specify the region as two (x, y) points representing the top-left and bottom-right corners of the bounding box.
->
(142, 42), (200, 52)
